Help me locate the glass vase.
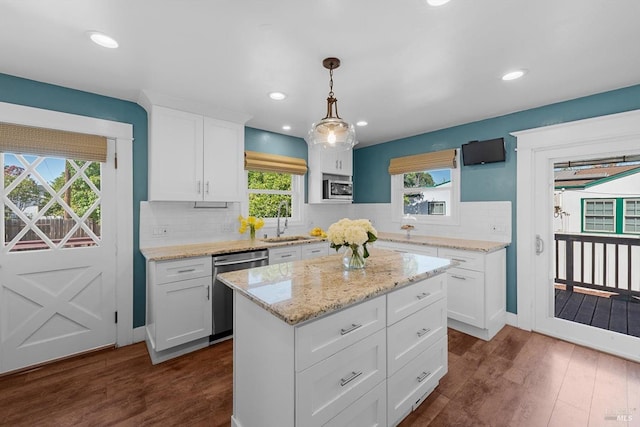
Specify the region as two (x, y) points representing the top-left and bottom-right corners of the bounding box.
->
(249, 226), (256, 241)
(343, 245), (366, 270)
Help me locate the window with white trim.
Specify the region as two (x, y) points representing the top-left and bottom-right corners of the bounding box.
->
(583, 199), (615, 233)
(391, 165), (460, 225)
(623, 198), (640, 234)
(246, 170), (303, 224)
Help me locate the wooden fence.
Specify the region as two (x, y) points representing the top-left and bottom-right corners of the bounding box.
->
(4, 218), (101, 245)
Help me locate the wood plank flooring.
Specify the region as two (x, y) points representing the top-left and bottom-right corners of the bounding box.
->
(555, 288), (640, 337)
(1, 327), (639, 426)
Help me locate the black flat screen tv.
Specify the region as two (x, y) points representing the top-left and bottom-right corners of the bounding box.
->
(461, 138), (505, 166)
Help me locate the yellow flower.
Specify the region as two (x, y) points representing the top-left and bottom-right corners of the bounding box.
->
(238, 215), (264, 234)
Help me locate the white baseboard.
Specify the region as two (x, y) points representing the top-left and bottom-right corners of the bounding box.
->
(505, 312), (519, 328)
(133, 326), (146, 343)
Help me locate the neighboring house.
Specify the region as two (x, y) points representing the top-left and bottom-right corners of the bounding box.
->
(404, 181), (452, 216)
(553, 164), (640, 234)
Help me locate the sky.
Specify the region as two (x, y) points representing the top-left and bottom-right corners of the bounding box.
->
(3, 154), (64, 184)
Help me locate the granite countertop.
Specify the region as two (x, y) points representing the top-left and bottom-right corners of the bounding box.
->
(217, 248), (453, 326)
(376, 231), (508, 253)
(140, 237), (326, 261)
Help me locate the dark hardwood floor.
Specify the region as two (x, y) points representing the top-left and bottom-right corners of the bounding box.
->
(1, 327), (639, 426)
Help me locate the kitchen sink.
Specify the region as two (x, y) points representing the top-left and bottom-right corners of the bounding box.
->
(260, 235), (317, 243)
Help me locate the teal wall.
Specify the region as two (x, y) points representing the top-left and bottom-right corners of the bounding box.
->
(353, 83), (640, 314)
(0, 73), (149, 328)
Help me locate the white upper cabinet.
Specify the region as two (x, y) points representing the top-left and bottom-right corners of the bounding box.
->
(321, 149), (353, 176)
(148, 105), (244, 202)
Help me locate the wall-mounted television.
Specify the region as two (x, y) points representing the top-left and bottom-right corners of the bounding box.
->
(461, 138), (505, 166)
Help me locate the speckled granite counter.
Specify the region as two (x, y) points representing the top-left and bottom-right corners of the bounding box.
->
(140, 237), (325, 261)
(218, 248), (453, 325)
(376, 231), (508, 253)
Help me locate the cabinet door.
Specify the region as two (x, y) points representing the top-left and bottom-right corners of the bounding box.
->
(148, 106), (204, 201)
(336, 150), (353, 176)
(269, 246), (301, 264)
(301, 242), (329, 259)
(321, 150), (353, 175)
(203, 117), (244, 202)
(446, 268), (485, 328)
(155, 276), (212, 351)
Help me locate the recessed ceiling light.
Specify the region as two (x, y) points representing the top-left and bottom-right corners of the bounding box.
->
(356, 120), (368, 127)
(269, 92), (287, 101)
(88, 31), (119, 49)
(282, 125), (291, 131)
(502, 70), (527, 81)
(427, 0), (451, 6)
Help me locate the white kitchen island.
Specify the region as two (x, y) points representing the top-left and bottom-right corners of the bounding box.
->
(218, 248), (454, 427)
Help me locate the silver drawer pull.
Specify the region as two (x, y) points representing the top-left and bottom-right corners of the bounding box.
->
(416, 292), (430, 300)
(417, 328), (431, 337)
(417, 371), (431, 383)
(451, 258), (467, 262)
(206, 285), (210, 300)
(311, 249), (321, 253)
(340, 371), (362, 387)
(340, 323), (362, 335)
(177, 268), (196, 274)
(450, 275), (467, 280)
(281, 254), (293, 258)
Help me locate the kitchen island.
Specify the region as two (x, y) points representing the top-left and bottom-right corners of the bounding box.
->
(218, 248), (454, 427)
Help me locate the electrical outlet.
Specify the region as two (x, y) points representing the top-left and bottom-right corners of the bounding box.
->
(489, 223), (505, 233)
(152, 226), (169, 237)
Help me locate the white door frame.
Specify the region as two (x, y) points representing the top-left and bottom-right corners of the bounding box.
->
(514, 109), (640, 362)
(0, 101), (134, 347)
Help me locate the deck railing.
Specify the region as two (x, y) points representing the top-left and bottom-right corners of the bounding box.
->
(555, 233), (640, 299)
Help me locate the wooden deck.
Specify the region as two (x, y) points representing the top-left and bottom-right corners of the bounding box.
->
(555, 288), (640, 338)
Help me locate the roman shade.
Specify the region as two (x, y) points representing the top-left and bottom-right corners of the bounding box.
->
(388, 148), (457, 175)
(244, 151), (307, 175)
(0, 122), (108, 162)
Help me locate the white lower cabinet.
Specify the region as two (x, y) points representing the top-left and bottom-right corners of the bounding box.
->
(231, 274), (448, 427)
(146, 256), (212, 358)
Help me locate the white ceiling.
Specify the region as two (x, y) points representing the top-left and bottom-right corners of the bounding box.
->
(1, 0), (640, 148)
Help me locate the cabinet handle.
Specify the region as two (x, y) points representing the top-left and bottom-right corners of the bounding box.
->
(451, 258), (467, 263)
(335, 160), (339, 169)
(340, 370), (362, 387)
(206, 181), (210, 194)
(417, 328), (431, 337)
(311, 249), (321, 253)
(451, 274), (467, 280)
(340, 323), (362, 335)
(177, 268), (196, 274)
(197, 180), (202, 194)
(281, 254), (293, 258)
(417, 371), (431, 383)
(206, 285), (210, 300)
(339, 160), (342, 169)
(416, 292), (430, 300)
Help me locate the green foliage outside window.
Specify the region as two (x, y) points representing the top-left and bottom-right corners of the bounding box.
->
(4, 165), (41, 219)
(41, 161), (101, 222)
(248, 171), (292, 218)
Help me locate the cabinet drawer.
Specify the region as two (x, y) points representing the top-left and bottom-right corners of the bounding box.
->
(387, 298), (447, 376)
(375, 241), (438, 257)
(387, 335), (448, 427)
(323, 380), (386, 427)
(155, 256), (212, 284)
(387, 275), (445, 325)
(437, 248), (484, 272)
(447, 267), (485, 328)
(269, 246), (301, 264)
(296, 296), (386, 371)
(302, 243), (329, 259)
(297, 329), (386, 427)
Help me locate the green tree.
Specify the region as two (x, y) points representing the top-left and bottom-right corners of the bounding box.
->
(403, 172), (434, 206)
(247, 171), (292, 218)
(4, 165), (42, 219)
(42, 161), (101, 222)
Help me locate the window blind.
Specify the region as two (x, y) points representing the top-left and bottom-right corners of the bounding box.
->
(388, 149), (457, 175)
(0, 122), (108, 162)
(244, 151), (307, 175)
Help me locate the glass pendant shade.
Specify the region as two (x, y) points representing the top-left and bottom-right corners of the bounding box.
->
(306, 57), (358, 151)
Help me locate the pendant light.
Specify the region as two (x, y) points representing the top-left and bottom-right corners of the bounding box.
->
(305, 57), (358, 151)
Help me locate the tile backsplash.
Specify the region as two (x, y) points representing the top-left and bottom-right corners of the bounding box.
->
(140, 200), (511, 248)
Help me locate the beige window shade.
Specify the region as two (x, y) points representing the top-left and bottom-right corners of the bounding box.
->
(245, 151), (307, 175)
(388, 149), (457, 175)
(0, 122), (108, 162)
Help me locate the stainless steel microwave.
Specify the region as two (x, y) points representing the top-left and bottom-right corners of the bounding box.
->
(323, 179), (353, 200)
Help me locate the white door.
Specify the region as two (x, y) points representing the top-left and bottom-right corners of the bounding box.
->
(0, 146), (116, 373)
(515, 109), (640, 362)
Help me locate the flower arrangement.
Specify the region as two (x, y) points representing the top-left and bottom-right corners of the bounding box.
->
(238, 215), (264, 240)
(327, 218), (378, 269)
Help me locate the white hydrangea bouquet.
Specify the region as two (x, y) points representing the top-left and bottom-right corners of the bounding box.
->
(327, 218), (378, 269)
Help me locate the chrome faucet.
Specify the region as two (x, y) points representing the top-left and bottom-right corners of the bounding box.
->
(276, 200), (290, 237)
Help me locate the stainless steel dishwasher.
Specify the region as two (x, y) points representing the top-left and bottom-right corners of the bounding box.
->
(211, 249), (269, 341)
